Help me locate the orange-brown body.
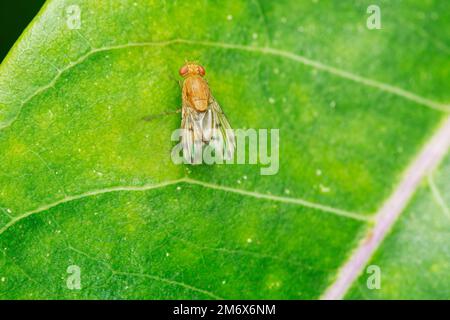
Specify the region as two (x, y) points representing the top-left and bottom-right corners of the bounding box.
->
(182, 75), (210, 112)
(179, 63), (210, 112)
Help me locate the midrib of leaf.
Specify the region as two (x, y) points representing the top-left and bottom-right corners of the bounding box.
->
(66, 244), (224, 299)
(322, 115), (450, 299)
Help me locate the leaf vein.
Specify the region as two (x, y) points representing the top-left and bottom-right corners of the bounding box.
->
(428, 174), (450, 220)
(0, 177), (369, 238)
(1, 38), (448, 131)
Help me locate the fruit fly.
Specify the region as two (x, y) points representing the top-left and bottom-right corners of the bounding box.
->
(178, 63), (235, 164)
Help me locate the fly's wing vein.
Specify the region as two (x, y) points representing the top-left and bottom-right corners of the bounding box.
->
(181, 103), (203, 164)
(181, 97), (235, 163)
(208, 96), (235, 160)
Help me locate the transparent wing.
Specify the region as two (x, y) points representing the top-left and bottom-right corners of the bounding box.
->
(207, 97), (235, 161)
(181, 97), (235, 164)
(181, 103), (203, 164)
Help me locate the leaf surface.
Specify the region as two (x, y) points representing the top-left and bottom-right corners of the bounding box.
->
(0, 0), (448, 299)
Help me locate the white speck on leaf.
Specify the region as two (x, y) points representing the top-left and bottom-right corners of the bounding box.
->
(319, 184), (330, 193)
(268, 281), (282, 289)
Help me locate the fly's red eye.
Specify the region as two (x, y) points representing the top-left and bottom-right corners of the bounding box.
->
(179, 66), (189, 76)
(198, 65), (205, 76)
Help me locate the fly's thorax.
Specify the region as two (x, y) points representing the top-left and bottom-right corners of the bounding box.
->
(182, 75), (210, 112)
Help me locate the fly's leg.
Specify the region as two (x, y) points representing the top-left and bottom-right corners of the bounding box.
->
(142, 108), (181, 122)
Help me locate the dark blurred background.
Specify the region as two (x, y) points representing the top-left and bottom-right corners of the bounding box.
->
(0, 0), (46, 62)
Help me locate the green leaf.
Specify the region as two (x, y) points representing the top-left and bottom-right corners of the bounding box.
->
(0, 0), (448, 299)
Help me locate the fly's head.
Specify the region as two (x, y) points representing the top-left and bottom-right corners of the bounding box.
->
(179, 63), (206, 78)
